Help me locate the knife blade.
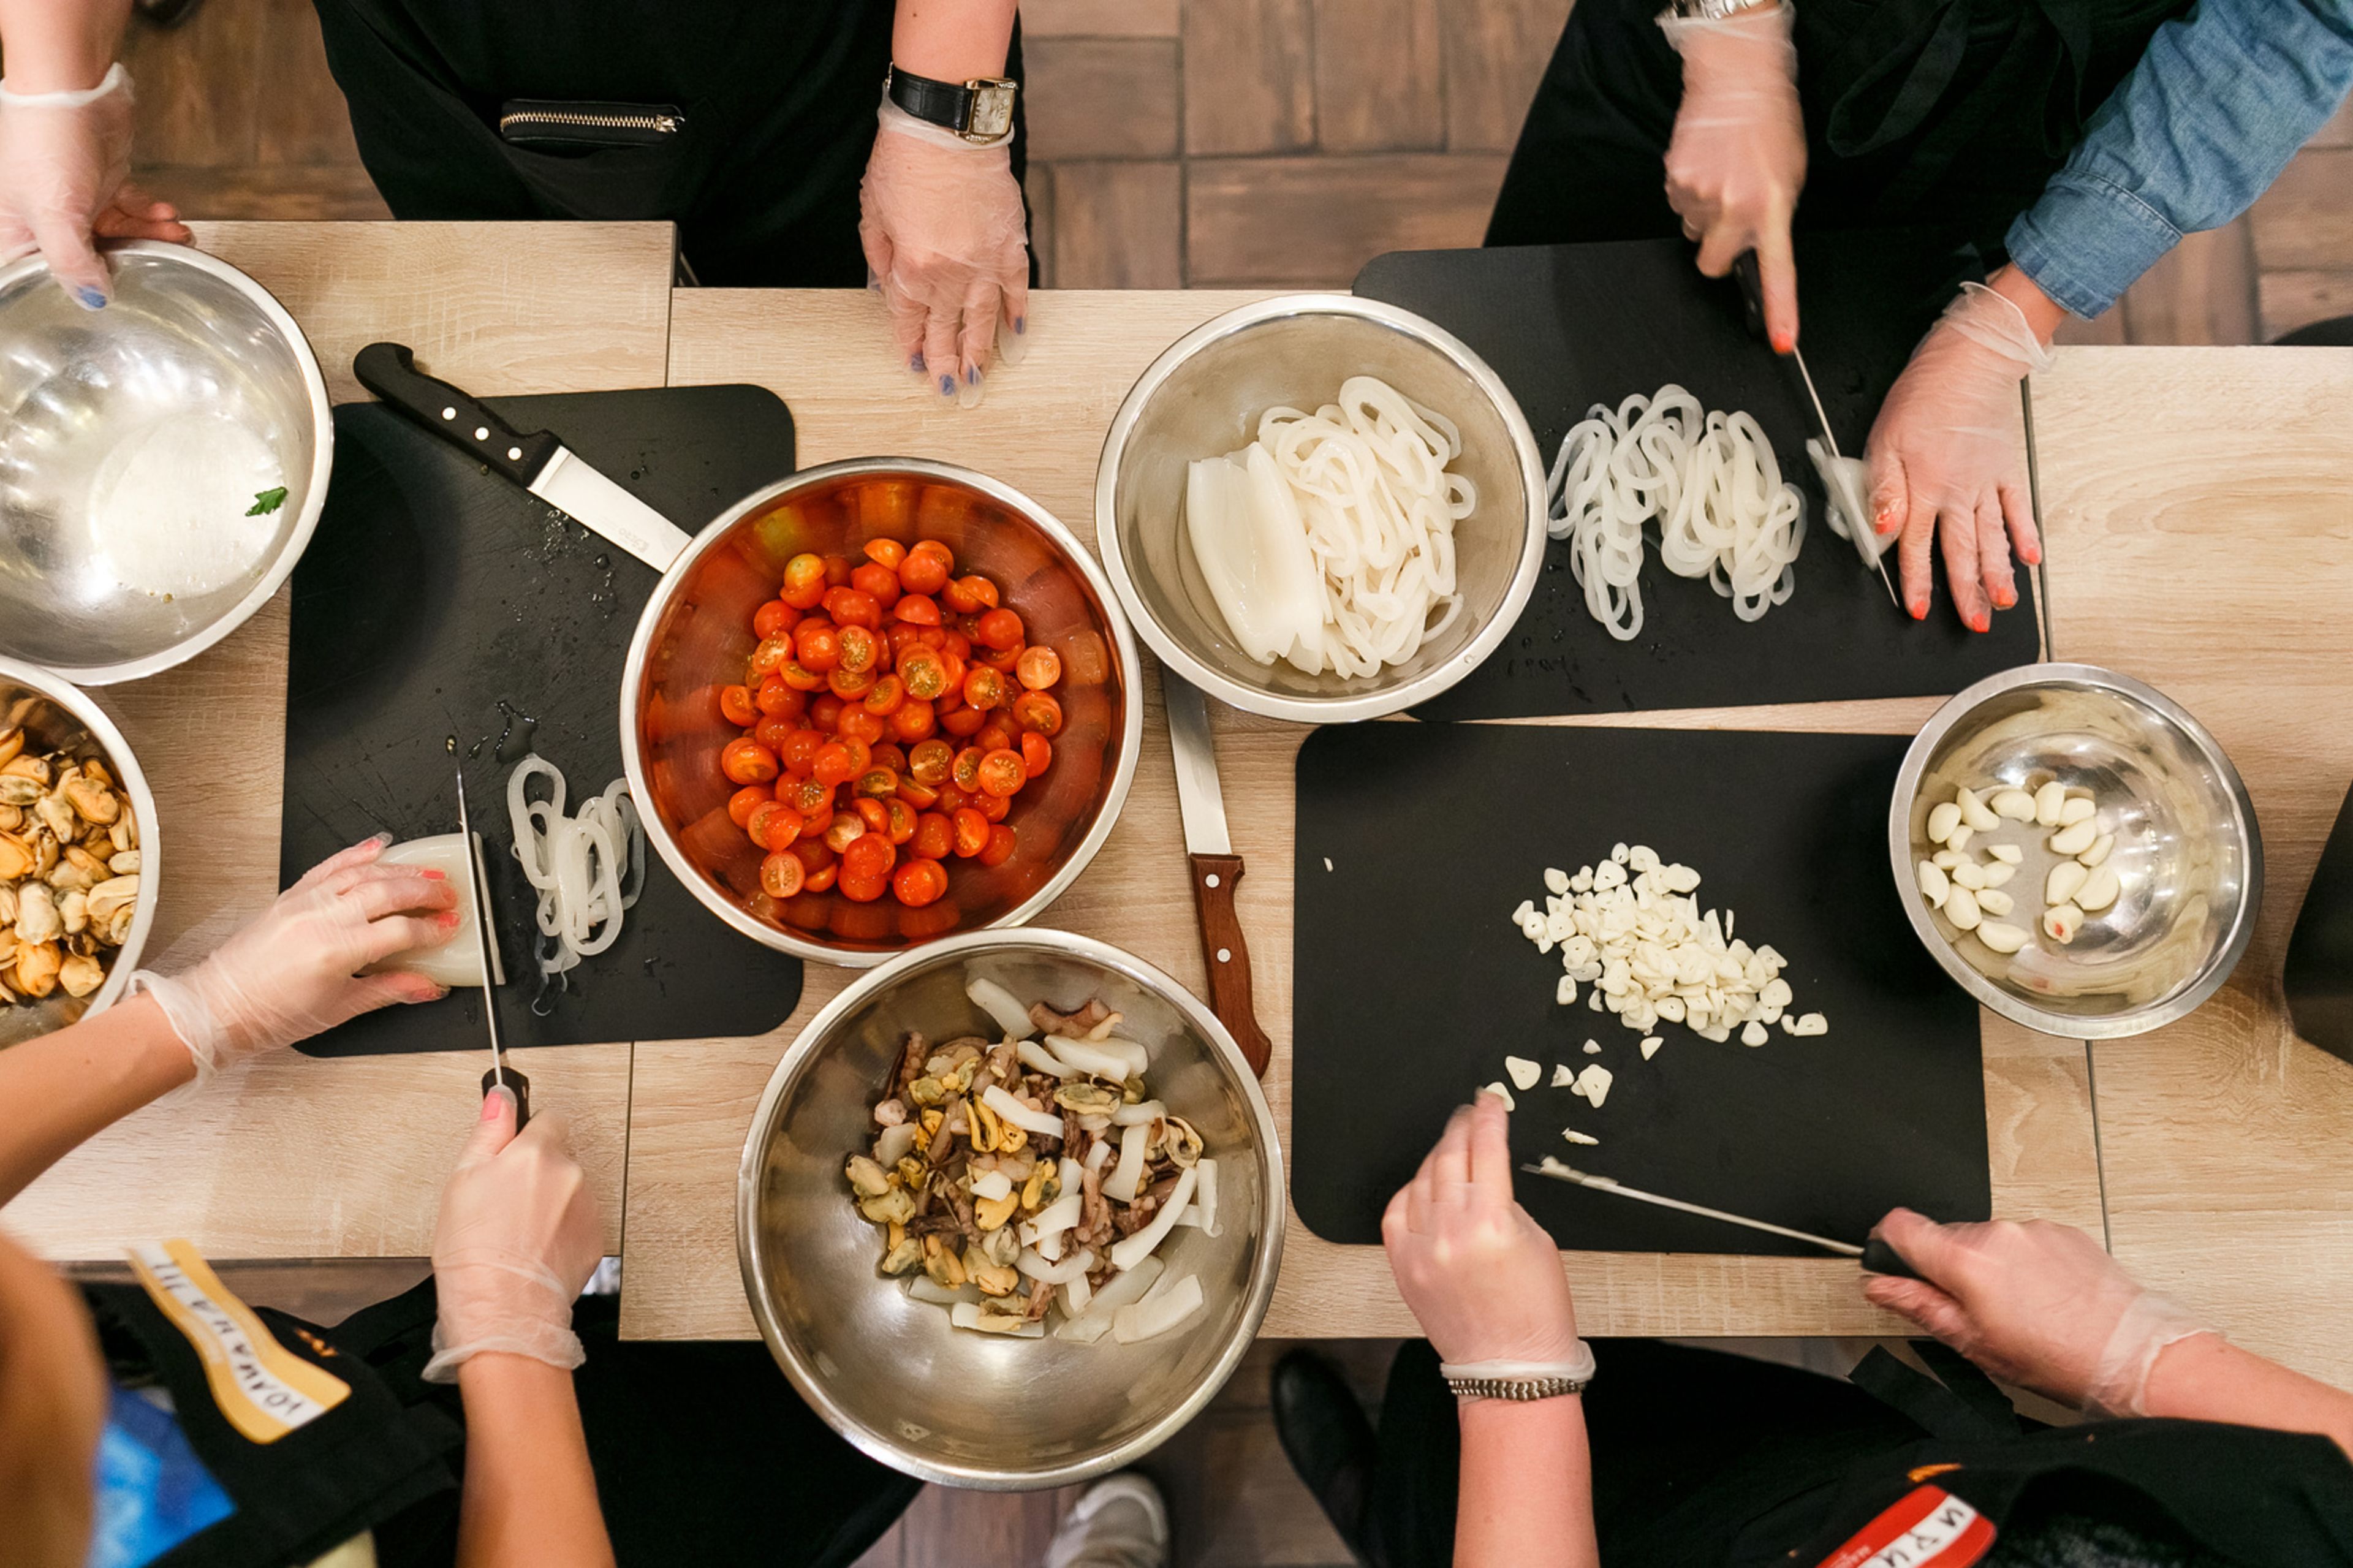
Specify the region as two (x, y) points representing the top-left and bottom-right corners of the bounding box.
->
(1162, 674), (1271, 1078)
(1523, 1157), (1861, 1256)
(355, 342), (692, 573)
(455, 762), (529, 1128)
(1729, 256), (1900, 607)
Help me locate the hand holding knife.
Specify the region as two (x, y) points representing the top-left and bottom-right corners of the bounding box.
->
(455, 764), (529, 1128)
(1162, 674), (1273, 1078)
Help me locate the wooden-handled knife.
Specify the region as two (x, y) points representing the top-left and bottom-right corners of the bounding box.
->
(1162, 674), (1271, 1078)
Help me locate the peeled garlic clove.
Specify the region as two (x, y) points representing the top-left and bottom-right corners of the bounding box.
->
(2050, 819), (2098, 857)
(1951, 860), (1987, 890)
(2043, 903), (2085, 944)
(1956, 787), (2000, 832)
(1933, 849), (1962, 869)
(2077, 864), (2121, 913)
(2034, 781), (2068, 826)
(1990, 789), (2037, 821)
(2058, 797), (2097, 826)
(1944, 885), (1983, 931)
(1927, 801), (1963, 844)
(1948, 824), (1976, 852)
(1977, 888), (2015, 917)
(1982, 861), (2017, 887)
(1977, 921), (2031, 955)
(2046, 860), (2089, 907)
(1917, 860), (1950, 909)
(2081, 832), (2115, 868)
(1987, 844), (2023, 865)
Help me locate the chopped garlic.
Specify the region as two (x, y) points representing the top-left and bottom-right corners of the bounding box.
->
(1639, 1036), (1662, 1060)
(1551, 1063), (1577, 1088)
(1787, 1013), (1828, 1037)
(1571, 1064), (1613, 1108)
(1480, 1081), (1515, 1112)
(1504, 1056), (1540, 1091)
(1582, 1039), (1601, 1055)
(1561, 1128), (1599, 1146)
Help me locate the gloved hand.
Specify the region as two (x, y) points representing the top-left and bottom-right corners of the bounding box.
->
(1866, 281), (2052, 631)
(1659, 3), (1806, 352)
(857, 97), (1029, 409)
(423, 1088), (603, 1383)
(1864, 1208), (2218, 1416)
(1382, 1094), (1582, 1368)
(133, 835), (458, 1086)
(0, 64), (190, 309)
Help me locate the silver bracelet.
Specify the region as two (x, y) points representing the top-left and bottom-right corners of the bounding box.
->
(1440, 1346), (1597, 1403)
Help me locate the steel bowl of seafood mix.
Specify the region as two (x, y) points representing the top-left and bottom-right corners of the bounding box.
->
(737, 928), (1284, 1488)
(0, 656), (158, 1046)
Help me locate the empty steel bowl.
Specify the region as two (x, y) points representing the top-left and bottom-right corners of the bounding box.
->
(1094, 294), (1547, 722)
(1891, 664), (2260, 1037)
(737, 928), (1284, 1487)
(621, 460), (1142, 966)
(0, 655), (160, 1045)
(0, 242), (332, 684)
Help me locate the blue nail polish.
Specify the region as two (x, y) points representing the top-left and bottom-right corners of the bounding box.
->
(75, 286), (105, 310)
(939, 374), (956, 397)
(965, 366), (982, 387)
(1014, 317), (1026, 335)
(911, 352), (926, 373)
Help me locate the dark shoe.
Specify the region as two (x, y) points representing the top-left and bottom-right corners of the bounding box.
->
(134, 0), (209, 27)
(1273, 1348), (1379, 1566)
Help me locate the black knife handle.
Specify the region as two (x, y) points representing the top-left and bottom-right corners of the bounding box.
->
(1732, 251), (1770, 344)
(354, 342), (559, 489)
(482, 1065), (532, 1132)
(1860, 1235), (1923, 1280)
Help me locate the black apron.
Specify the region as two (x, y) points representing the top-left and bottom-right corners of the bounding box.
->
(1485, 0), (2192, 265)
(308, 0), (1029, 288)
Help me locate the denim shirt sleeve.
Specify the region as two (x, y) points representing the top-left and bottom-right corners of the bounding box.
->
(2005, 0), (2353, 320)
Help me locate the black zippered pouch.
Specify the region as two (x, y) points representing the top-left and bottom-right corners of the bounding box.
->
(497, 99), (686, 149)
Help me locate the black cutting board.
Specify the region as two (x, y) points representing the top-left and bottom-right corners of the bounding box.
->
(1292, 722), (1989, 1255)
(282, 385), (805, 1057)
(1352, 236), (2045, 721)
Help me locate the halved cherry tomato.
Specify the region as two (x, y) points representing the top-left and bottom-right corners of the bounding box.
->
(839, 737), (873, 776)
(871, 743), (909, 775)
(824, 811), (865, 853)
(853, 797), (889, 835)
(899, 550), (950, 596)
(721, 738), (779, 785)
(760, 850), (806, 899)
(934, 784), (972, 816)
(863, 537), (907, 570)
(862, 673), (906, 716)
(836, 624), (877, 674)
(791, 838), (836, 876)
(754, 714), (800, 750)
(756, 675), (805, 719)
(835, 709), (884, 746)
(980, 643), (1023, 674)
(977, 748), (1026, 797)
(813, 743), (856, 786)
(787, 776), (834, 817)
(803, 862), (839, 894)
(963, 666), (1006, 711)
(749, 636), (795, 678)
(824, 588), (882, 630)
(950, 746), (985, 792)
(856, 767), (899, 799)
(896, 776), (940, 809)
(794, 621), (841, 673)
(942, 574), (998, 614)
(952, 807), (990, 858)
(827, 665), (876, 700)
(889, 700), (936, 742)
(746, 800), (798, 852)
(1017, 646), (1061, 690)
(974, 722), (1015, 757)
(778, 727), (824, 775)
(719, 684), (757, 727)
(1020, 732), (1051, 776)
(838, 871), (887, 904)
(898, 649), (948, 701)
(913, 810), (955, 860)
(939, 705), (987, 739)
(974, 608), (1024, 651)
(975, 789), (1010, 822)
(824, 554), (854, 588)
(809, 694), (845, 731)
(843, 832), (896, 881)
(850, 561), (901, 607)
(884, 798), (918, 845)
(781, 553), (828, 609)
(892, 857), (949, 907)
(727, 786), (770, 827)
(1011, 691), (1064, 736)
(892, 593), (941, 626)
(980, 825), (1017, 868)
(909, 739), (955, 785)
(777, 658), (827, 693)
(752, 599), (800, 641)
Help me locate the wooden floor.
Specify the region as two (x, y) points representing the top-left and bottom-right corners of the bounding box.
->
(98, 4), (2353, 1564)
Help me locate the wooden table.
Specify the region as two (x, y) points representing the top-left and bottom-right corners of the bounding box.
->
(8, 224), (2352, 1385)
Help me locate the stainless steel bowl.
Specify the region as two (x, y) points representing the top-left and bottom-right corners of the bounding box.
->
(737, 928), (1284, 1488)
(0, 242), (332, 684)
(621, 460), (1142, 967)
(0, 655), (160, 1045)
(1890, 664), (2260, 1038)
(1095, 294), (1547, 723)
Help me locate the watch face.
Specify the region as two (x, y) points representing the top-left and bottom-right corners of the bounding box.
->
(966, 81), (1016, 141)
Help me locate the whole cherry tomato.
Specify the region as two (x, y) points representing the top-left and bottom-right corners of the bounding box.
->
(1012, 691), (1064, 737)
(795, 621), (841, 673)
(871, 743), (909, 775)
(888, 700), (937, 742)
(939, 705), (987, 739)
(790, 838), (837, 877)
(754, 714), (800, 750)
(760, 850), (806, 898)
(899, 550), (949, 596)
(756, 675), (805, 719)
(727, 786), (770, 828)
(952, 808), (989, 858)
(752, 599), (800, 641)
(849, 561), (901, 607)
(980, 825), (1017, 868)
(779, 727), (824, 775)
(825, 588), (882, 631)
(837, 708), (885, 745)
(934, 783), (971, 815)
(914, 811), (955, 860)
(781, 553), (827, 609)
(1016, 646), (1062, 690)
(813, 743), (856, 786)
(974, 722), (1015, 757)
(974, 608), (1024, 652)
(823, 554), (854, 588)
(980, 643), (1023, 674)
(809, 694), (845, 731)
(721, 738), (779, 785)
(892, 857), (949, 907)
(838, 871), (887, 904)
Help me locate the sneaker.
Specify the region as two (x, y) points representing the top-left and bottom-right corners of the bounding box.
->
(1045, 1473), (1170, 1568)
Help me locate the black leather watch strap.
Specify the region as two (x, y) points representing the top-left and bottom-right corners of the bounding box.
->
(885, 66), (1017, 143)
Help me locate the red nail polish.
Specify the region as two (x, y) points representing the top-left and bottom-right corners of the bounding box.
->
(1969, 612), (1990, 633)
(422, 868), (447, 880)
(440, 911), (461, 928)
(1908, 598), (1928, 620)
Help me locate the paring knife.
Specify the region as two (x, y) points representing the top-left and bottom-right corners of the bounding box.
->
(455, 763), (531, 1129)
(355, 342), (692, 573)
(1162, 674), (1272, 1079)
(1521, 1157), (1920, 1276)
(1730, 254), (1900, 608)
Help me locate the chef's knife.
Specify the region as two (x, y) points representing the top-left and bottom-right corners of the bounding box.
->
(1730, 254), (1900, 607)
(1522, 1157), (1922, 1276)
(455, 763), (530, 1129)
(355, 342), (691, 573)
(1162, 674), (1271, 1079)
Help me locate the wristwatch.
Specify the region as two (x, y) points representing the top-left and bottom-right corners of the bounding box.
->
(885, 66), (1018, 145)
(1662, 0), (1783, 19)
(1443, 1371), (1592, 1402)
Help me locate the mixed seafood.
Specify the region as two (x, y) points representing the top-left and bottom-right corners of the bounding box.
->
(846, 977), (1218, 1343)
(0, 727), (141, 1005)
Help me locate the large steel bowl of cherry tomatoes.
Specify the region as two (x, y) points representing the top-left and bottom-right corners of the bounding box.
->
(621, 460), (1143, 964)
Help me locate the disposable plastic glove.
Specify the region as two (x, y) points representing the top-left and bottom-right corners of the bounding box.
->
(1659, 4), (1805, 351)
(1863, 1208), (2218, 1417)
(424, 1088), (603, 1382)
(857, 96), (1029, 409)
(1382, 1094), (1582, 1369)
(1866, 281), (2052, 631)
(132, 835), (458, 1086)
(0, 64), (189, 309)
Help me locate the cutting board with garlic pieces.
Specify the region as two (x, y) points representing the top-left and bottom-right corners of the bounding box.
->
(1292, 722), (1988, 1256)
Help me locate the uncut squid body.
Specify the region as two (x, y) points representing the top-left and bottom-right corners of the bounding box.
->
(361, 833), (504, 990)
(1183, 445), (1323, 666)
